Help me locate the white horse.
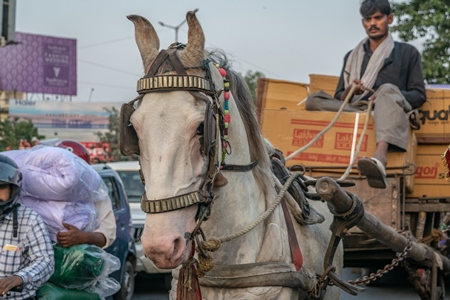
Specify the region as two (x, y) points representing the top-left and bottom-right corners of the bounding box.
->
(124, 11), (343, 300)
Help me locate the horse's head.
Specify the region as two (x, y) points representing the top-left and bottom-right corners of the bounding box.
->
(124, 11), (272, 271)
(124, 12), (236, 269)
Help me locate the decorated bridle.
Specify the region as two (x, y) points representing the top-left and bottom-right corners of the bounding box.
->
(119, 43), (256, 226)
(120, 43), (222, 216)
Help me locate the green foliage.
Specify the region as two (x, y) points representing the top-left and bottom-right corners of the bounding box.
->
(0, 117), (45, 151)
(94, 107), (136, 162)
(391, 0), (450, 84)
(243, 70), (265, 104)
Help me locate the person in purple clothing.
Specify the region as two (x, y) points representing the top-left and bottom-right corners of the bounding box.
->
(0, 154), (54, 300)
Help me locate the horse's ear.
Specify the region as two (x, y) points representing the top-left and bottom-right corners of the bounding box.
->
(179, 11), (205, 66)
(127, 15), (160, 73)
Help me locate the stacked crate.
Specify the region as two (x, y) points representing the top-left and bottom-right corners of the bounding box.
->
(257, 74), (417, 192)
(257, 75), (450, 242)
(256, 75), (450, 198)
(407, 88), (450, 199)
(257, 75), (407, 233)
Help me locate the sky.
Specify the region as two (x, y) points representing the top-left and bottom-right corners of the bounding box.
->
(14, 0), (417, 103)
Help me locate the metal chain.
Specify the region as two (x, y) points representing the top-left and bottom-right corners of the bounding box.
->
(348, 234), (413, 285)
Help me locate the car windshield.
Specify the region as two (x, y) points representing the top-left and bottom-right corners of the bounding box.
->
(116, 170), (145, 203)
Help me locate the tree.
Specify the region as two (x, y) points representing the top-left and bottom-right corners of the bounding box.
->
(391, 1), (450, 84)
(243, 70), (265, 104)
(0, 117), (45, 151)
(94, 106), (136, 162)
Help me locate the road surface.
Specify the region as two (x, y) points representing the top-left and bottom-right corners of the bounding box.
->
(131, 268), (450, 299)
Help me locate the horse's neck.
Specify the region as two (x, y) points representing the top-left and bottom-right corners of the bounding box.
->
(202, 98), (289, 264)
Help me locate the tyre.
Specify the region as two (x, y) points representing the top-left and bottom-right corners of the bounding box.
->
(164, 273), (173, 291)
(114, 260), (135, 300)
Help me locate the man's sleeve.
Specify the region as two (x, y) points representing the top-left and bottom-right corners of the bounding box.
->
(15, 213), (54, 291)
(401, 46), (427, 109)
(334, 51), (351, 100)
(94, 199), (117, 249)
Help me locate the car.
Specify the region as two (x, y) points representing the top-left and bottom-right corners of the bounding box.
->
(92, 161), (172, 289)
(95, 167), (137, 300)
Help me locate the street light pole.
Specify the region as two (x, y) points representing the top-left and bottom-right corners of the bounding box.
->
(158, 9), (199, 42)
(88, 88), (94, 102)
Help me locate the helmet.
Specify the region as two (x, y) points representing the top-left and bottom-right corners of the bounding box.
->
(56, 140), (90, 164)
(0, 154), (22, 213)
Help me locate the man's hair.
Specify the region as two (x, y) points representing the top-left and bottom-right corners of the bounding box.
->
(360, 0), (392, 18)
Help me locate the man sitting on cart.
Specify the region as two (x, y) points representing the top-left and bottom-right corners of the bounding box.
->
(306, 0), (426, 189)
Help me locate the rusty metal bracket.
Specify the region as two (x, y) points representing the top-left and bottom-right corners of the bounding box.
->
(310, 184), (366, 298)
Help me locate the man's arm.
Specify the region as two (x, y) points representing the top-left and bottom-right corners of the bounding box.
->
(401, 46), (426, 109)
(57, 198), (116, 249)
(334, 51), (351, 100)
(14, 212), (54, 292)
(93, 198), (116, 249)
(57, 223), (107, 248)
(0, 275), (23, 296)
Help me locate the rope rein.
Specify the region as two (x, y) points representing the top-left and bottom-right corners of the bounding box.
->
(284, 85), (358, 162)
(338, 99), (374, 181)
(201, 171), (302, 252)
(284, 86), (377, 181)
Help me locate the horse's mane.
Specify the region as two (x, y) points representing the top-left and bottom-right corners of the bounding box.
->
(208, 50), (274, 197)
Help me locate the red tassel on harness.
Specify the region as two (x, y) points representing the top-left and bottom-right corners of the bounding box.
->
(177, 242), (202, 300)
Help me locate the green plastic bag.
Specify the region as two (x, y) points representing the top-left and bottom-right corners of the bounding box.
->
(49, 244), (106, 291)
(37, 282), (101, 300)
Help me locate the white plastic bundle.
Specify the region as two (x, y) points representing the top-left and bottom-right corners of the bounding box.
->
(1, 146), (108, 241)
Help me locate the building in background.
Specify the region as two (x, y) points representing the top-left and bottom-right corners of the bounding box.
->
(0, 31), (118, 161)
(9, 99), (121, 161)
(0, 90), (23, 120)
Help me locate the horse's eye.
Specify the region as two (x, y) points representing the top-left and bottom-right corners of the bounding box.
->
(196, 123), (204, 135)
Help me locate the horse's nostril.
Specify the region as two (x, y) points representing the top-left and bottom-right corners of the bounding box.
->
(173, 236), (185, 257)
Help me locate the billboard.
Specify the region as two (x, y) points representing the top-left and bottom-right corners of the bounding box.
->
(0, 32), (76, 95)
(9, 99), (120, 141)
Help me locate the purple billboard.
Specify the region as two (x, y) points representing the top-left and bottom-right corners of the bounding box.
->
(0, 32), (77, 95)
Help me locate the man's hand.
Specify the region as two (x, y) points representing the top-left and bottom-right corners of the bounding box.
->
(352, 79), (366, 95)
(0, 275), (23, 296)
(57, 223), (86, 248)
(57, 222), (107, 248)
(341, 79), (366, 100)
